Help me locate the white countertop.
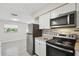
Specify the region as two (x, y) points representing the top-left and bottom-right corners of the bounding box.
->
(35, 34), (53, 41)
(35, 37), (50, 41)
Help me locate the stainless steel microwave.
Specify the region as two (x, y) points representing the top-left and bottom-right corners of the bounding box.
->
(50, 11), (76, 28)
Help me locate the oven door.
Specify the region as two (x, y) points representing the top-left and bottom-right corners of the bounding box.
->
(46, 43), (75, 56)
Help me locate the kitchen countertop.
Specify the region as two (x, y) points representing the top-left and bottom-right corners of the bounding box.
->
(35, 35), (53, 41)
(35, 34), (53, 41)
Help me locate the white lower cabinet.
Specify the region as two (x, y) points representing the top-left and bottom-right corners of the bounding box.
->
(35, 38), (46, 56)
(75, 51), (79, 56)
(40, 41), (46, 56)
(0, 47), (1, 56)
(35, 39), (40, 55)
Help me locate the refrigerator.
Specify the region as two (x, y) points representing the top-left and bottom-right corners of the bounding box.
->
(27, 24), (42, 55)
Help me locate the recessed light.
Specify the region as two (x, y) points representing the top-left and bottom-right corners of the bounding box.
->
(12, 19), (19, 21)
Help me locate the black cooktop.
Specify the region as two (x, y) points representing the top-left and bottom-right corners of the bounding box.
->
(46, 37), (76, 50)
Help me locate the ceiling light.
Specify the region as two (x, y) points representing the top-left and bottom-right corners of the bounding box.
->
(12, 19), (19, 21)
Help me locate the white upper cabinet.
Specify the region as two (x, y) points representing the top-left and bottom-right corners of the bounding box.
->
(39, 12), (50, 29)
(61, 3), (76, 14)
(50, 3), (76, 19)
(39, 3), (77, 29)
(35, 17), (39, 24)
(50, 6), (62, 19)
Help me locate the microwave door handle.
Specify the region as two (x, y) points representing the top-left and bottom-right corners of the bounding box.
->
(67, 14), (70, 24)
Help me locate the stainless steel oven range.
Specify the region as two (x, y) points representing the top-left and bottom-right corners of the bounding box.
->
(46, 34), (77, 56)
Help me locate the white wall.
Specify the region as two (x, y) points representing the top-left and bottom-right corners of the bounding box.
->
(0, 20), (27, 42)
(0, 20), (28, 56)
(2, 39), (27, 56)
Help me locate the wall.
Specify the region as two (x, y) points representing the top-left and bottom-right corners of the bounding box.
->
(42, 28), (79, 39)
(0, 20), (27, 42)
(0, 20), (28, 56)
(52, 28), (79, 37)
(2, 39), (27, 56)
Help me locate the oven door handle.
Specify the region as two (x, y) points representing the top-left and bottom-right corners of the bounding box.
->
(46, 43), (73, 53)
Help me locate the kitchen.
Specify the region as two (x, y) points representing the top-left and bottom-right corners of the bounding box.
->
(31, 3), (79, 56)
(0, 3), (79, 56)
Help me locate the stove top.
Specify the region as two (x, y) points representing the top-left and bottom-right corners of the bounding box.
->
(47, 37), (76, 50)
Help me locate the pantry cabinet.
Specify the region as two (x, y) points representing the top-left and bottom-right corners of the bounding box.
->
(39, 12), (50, 29)
(76, 3), (79, 28)
(35, 38), (46, 56)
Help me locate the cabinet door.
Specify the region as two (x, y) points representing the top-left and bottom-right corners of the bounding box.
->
(35, 39), (40, 55)
(39, 12), (50, 29)
(61, 3), (76, 14)
(75, 51), (79, 56)
(77, 3), (79, 28)
(40, 40), (46, 56)
(0, 42), (1, 56)
(50, 7), (62, 19)
(35, 17), (39, 24)
(0, 47), (1, 56)
(50, 4), (76, 19)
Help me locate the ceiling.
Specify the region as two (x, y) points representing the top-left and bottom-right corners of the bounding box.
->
(0, 3), (50, 23)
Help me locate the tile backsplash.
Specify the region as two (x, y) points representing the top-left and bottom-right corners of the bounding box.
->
(42, 28), (79, 39)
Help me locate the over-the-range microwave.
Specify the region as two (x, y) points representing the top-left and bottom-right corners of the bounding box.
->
(50, 11), (76, 28)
